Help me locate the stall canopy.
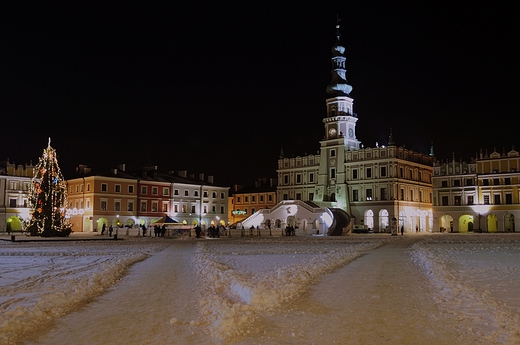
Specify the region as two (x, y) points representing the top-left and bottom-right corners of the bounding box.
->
(151, 216), (179, 225)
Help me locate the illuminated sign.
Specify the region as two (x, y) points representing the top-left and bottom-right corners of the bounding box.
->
(232, 210), (247, 215)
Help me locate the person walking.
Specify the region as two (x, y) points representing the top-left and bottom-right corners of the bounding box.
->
(401, 225), (404, 236)
(109, 225), (113, 237)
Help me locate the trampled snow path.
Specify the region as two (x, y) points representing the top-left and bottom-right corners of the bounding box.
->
(3, 234), (520, 344)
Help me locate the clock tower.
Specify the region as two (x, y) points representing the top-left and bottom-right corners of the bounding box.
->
(315, 20), (358, 209)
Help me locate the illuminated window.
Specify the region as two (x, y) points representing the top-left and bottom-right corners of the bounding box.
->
(163, 187), (169, 195)
(366, 189), (372, 200)
(128, 201), (134, 211)
(152, 201), (158, 212)
(141, 202), (146, 212)
(101, 200), (107, 211)
(163, 202), (168, 212)
(115, 201), (121, 211)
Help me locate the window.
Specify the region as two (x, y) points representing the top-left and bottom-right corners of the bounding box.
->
(70, 186), (74, 193)
(251, 196), (256, 202)
(380, 166), (387, 177)
(441, 196), (449, 206)
(309, 192), (314, 201)
(162, 202), (168, 212)
(141, 202), (146, 212)
(115, 184), (121, 193)
(163, 187), (169, 195)
(9, 198), (16, 207)
(380, 188), (387, 201)
(366, 168), (372, 178)
(220, 192), (225, 199)
(212, 205), (216, 213)
(174, 204), (179, 212)
(494, 194), (501, 205)
(467, 195), (474, 205)
(454, 196), (461, 206)
(410, 190), (414, 201)
(141, 186), (147, 194)
(506, 193), (513, 204)
(484, 195), (490, 204)
(101, 200), (107, 211)
(284, 175), (289, 184)
(309, 173), (314, 183)
(493, 178), (500, 186)
(330, 149), (336, 157)
(260, 195), (264, 202)
(101, 183), (107, 192)
(453, 180), (460, 187)
(191, 205), (196, 213)
(115, 201), (121, 211)
(80, 184), (83, 192)
(441, 180), (448, 187)
(400, 189), (404, 201)
(152, 201), (158, 212)
(353, 190), (359, 201)
(465, 179), (474, 186)
(245, 196), (249, 202)
(483, 179), (489, 186)
(296, 174), (301, 183)
(268, 195), (273, 201)
(152, 187), (158, 195)
(212, 192), (217, 198)
(87, 183), (91, 192)
(505, 178), (511, 185)
(366, 189), (373, 200)
(203, 191), (208, 197)
(75, 185), (79, 193)
(174, 189), (179, 196)
(331, 168), (336, 179)
(203, 205), (207, 213)
(296, 193), (302, 200)
(129, 185), (134, 193)
(353, 169), (358, 179)
(128, 201), (134, 211)
(221, 206), (225, 214)
(194, 190), (199, 197)
(182, 205), (187, 213)
(184, 190), (189, 196)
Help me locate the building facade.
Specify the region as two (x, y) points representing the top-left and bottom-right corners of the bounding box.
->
(433, 148), (519, 233)
(228, 178), (277, 227)
(0, 160), (34, 232)
(66, 165), (229, 233)
(275, 23), (434, 234)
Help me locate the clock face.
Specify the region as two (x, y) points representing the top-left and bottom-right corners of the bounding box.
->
(348, 128), (354, 137)
(329, 128), (337, 137)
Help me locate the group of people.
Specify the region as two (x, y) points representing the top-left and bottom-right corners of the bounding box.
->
(285, 225), (296, 236)
(153, 224), (167, 237)
(101, 223), (115, 237)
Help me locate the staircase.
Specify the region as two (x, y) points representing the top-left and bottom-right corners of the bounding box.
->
(328, 208), (351, 236)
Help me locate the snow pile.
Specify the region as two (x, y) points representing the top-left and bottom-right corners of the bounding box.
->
(191, 237), (388, 341)
(410, 234), (520, 345)
(0, 241), (169, 344)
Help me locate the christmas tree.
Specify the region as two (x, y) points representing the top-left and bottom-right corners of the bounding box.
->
(26, 138), (72, 237)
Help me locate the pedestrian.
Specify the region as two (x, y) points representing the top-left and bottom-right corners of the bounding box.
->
(194, 225), (201, 238)
(400, 225), (404, 236)
(142, 223), (146, 237)
(101, 223), (106, 235)
(109, 225), (113, 237)
(161, 224), (166, 237)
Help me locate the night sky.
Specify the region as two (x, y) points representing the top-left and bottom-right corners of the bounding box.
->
(2, 2), (518, 187)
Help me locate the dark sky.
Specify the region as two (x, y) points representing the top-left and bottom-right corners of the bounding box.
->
(2, 2), (518, 187)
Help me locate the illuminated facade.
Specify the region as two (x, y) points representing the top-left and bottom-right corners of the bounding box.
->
(228, 178), (277, 226)
(66, 165), (229, 232)
(433, 148), (520, 232)
(274, 23), (434, 234)
(0, 160), (34, 232)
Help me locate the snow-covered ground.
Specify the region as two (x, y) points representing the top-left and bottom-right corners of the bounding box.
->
(1, 233), (520, 344)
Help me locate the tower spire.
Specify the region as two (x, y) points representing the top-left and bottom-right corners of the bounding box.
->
(326, 17), (352, 96)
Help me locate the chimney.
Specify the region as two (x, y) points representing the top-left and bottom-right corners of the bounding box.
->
(118, 164), (126, 171)
(178, 170), (187, 178)
(207, 175), (214, 184)
(199, 173), (205, 181)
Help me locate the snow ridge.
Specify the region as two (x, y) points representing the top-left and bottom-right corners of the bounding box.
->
(191, 240), (386, 341)
(410, 235), (520, 345)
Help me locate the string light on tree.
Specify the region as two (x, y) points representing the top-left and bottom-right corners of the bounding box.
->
(26, 138), (72, 237)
